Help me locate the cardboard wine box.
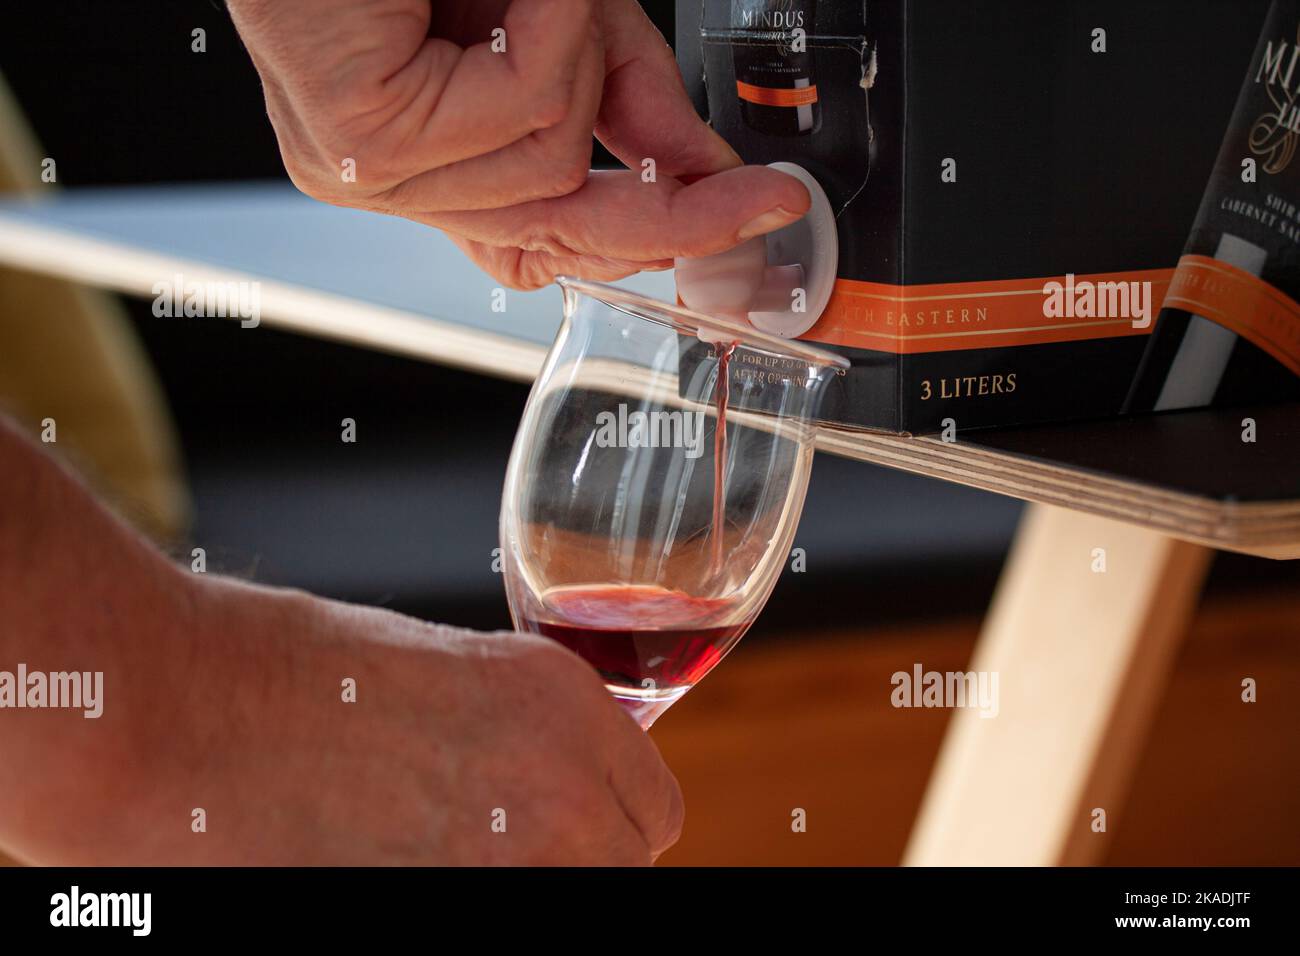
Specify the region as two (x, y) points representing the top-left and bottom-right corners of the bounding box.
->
(675, 0), (1273, 434)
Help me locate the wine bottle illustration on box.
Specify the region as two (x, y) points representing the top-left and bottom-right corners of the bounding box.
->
(1126, 0), (1300, 413)
(729, 0), (820, 136)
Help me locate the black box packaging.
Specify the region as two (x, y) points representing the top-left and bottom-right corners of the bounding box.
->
(675, 0), (1272, 434)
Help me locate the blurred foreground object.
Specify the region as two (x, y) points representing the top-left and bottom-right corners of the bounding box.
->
(0, 72), (187, 542)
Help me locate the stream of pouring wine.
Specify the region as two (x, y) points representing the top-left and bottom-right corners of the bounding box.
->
(710, 343), (736, 576)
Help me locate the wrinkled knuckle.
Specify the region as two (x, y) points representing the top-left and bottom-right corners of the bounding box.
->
(509, 272), (546, 292)
(548, 153), (590, 197)
(281, 155), (331, 203)
(371, 177), (418, 215)
(341, 141), (410, 193)
(519, 224), (573, 257)
(512, 139), (588, 203)
(529, 94), (570, 132)
(461, 248), (542, 292)
(526, 77), (575, 131)
(498, 256), (547, 291)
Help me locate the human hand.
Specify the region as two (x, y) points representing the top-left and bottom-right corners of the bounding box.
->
(227, 0), (810, 288)
(4, 566), (683, 866)
(169, 574), (685, 865)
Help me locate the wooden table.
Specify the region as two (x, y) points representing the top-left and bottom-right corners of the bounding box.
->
(2, 185), (1296, 865)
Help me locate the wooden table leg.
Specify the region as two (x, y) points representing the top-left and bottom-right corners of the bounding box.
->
(902, 503), (1212, 866)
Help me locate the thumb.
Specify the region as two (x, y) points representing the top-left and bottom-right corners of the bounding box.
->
(426, 166), (812, 263)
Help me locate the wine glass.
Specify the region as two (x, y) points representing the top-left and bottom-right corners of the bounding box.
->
(499, 277), (847, 728)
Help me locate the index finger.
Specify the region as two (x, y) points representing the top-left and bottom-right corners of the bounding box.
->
(230, 0), (597, 171)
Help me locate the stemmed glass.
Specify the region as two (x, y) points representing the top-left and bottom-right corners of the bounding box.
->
(500, 277), (847, 728)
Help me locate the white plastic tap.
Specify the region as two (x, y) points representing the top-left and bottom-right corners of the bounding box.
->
(674, 162), (838, 340)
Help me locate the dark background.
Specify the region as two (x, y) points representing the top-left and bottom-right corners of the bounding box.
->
(0, 1), (1293, 633)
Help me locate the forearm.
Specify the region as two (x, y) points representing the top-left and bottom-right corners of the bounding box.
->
(0, 412), (682, 865)
(0, 411), (188, 668)
(0, 415), (198, 860)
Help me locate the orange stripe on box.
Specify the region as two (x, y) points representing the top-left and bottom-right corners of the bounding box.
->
(804, 270), (1175, 354)
(736, 80), (818, 108)
(1162, 254), (1300, 376)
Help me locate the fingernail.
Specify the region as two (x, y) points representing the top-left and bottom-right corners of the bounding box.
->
(737, 206), (802, 241)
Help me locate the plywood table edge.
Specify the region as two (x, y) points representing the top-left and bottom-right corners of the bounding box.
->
(821, 427), (1298, 517)
(817, 428), (1300, 559)
(819, 431), (1300, 553)
(916, 436), (1300, 520)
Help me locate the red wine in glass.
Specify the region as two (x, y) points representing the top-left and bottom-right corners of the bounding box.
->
(521, 585), (753, 716)
(503, 278), (845, 729)
(520, 342), (746, 725)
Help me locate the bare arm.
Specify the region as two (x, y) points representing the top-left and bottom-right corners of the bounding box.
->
(0, 416), (682, 864)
